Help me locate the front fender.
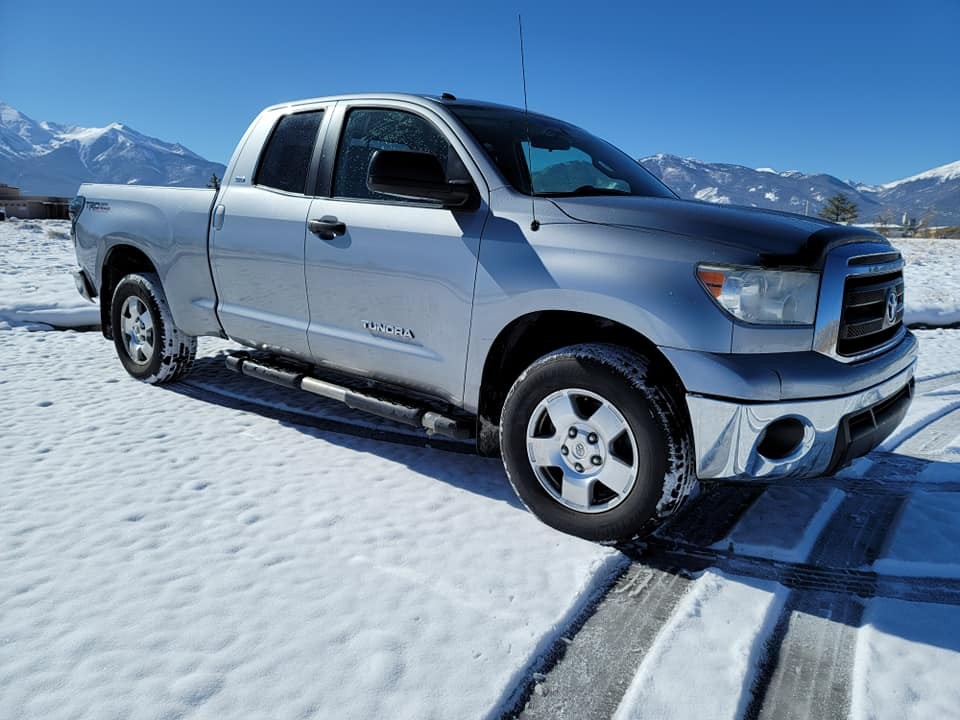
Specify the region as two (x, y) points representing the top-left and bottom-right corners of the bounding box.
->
(462, 215), (734, 412)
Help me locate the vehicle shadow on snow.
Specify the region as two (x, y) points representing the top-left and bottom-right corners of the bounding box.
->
(162, 355), (526, 511)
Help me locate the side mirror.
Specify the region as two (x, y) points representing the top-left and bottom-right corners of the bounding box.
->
(367, 150), (473, 208)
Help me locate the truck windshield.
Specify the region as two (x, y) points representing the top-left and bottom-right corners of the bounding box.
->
(448, 104), (677, 199)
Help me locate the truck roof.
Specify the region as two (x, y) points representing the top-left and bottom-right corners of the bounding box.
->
(262, 92), (523, 114)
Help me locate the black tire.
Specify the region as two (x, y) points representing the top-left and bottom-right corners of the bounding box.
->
(110, 272), (197, 384)
(500, 343), (695, 542)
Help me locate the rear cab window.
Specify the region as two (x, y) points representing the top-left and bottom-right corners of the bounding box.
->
(254, 111), (324, 194)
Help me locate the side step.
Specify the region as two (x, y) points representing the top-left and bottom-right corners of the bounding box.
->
(224, 353), (474, 441)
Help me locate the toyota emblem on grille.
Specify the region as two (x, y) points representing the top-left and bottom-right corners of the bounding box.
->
(885, 288), (898, 326)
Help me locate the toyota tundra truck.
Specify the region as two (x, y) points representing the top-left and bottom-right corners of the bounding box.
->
(70, 93), (916, 541)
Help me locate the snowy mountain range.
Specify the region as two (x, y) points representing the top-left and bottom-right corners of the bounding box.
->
(0, 102), (225, 197)
(640, 154), (960, 225)
(1, 100), (957, 225)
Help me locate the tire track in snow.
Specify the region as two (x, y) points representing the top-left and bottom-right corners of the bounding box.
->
(915, 369), (960, 394)
(892, 403), (960, 459)
(744, 492), (909, 718)
(511, 566), (694, 720)
(509, 484), (768, 718)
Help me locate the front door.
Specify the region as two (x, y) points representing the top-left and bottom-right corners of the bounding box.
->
(304, 104), (487, 403)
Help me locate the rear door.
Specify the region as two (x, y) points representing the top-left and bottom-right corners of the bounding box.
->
(304, 101), (488, 403)
(209, 107), (328, 357)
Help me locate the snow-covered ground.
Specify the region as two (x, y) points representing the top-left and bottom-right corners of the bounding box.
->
(0, 220), (99, 329)
(895, 237), (960, 327)
(0, 220), (623, 718)
(2, 219), (959, 720)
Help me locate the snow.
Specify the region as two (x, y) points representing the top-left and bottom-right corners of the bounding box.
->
(880, 159), (960, 189)
(693, 186), (731, 204)
(4, 219), (960, 718)
(879, 392), (960, 455)
(612, 571), (787, 720)
(0, 220), (621, 719)
(851, 599), (960, 720)
(874, 493), (960, 578)
(912, 327), (960, 381)
(712, 486), (845, 562)
(0, 220), (100, 329)
(894, 237), (960, 327)
(0, 328), (623, 719)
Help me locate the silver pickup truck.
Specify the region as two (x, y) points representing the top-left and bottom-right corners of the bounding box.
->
(71, 93), (917, 540)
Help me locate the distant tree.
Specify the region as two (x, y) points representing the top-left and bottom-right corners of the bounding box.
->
(818, 193), (859, 224)
(207, 173), (221, 190)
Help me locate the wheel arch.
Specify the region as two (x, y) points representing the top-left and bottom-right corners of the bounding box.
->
(99, 244), (158, 339)
(475, 310), (688, 456)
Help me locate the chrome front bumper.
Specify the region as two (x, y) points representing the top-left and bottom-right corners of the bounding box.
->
(687, 362), (916, 480)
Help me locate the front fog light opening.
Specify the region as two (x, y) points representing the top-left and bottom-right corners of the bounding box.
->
(756, 417), (807, 460)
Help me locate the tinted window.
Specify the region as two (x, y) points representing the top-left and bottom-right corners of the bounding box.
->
(255, 111), (324, 193)
(334, 108), (460, 201)
(449, 104), (676, 199)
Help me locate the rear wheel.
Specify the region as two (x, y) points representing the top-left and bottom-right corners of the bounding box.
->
(110, 272), (196, 384)
(500, 343), (695, 541)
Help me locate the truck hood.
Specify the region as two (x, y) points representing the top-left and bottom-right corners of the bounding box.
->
(549, 195), (889, 268)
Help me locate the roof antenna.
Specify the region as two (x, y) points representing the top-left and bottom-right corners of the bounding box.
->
(518, 14), (539, 231)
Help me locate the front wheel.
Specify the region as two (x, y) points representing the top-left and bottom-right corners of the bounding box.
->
(500, 343), (695, 542)
(110, 272), (197, 384)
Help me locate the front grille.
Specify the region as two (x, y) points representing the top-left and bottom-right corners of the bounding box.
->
(837, 269), (904, 357)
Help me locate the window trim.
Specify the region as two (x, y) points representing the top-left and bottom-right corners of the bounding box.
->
(252, 108), (327, 196)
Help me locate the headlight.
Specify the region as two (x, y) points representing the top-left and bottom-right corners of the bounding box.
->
(697, 264), (820, 325)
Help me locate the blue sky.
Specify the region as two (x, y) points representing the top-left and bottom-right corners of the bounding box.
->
(1, 0), (956, 184)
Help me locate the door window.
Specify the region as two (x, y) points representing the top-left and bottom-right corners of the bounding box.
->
(333, 108), (465, 202)
(254, 111), (324, 194)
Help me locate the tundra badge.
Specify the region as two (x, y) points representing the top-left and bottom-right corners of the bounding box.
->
(362, 320), (415, 341)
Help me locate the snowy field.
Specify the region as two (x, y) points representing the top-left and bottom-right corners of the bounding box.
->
(897, 237), (960, 327)
(2, 219), (959, 720)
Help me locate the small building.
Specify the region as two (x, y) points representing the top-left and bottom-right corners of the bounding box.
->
(0, 184), (70, 220)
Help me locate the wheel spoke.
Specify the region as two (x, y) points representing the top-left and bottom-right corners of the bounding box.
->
(589, 403), (626, 444)
(598, 457), (635, 497)
(528, 436), (560, 467)
(139, 312), (153, 333)
(546, 392), (580, 430)
(561, 474), (592, 509)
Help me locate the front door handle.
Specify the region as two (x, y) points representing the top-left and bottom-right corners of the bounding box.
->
(308, 216), (347, 240)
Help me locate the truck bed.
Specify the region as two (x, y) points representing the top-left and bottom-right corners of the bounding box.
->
(74, 184), (221, 336)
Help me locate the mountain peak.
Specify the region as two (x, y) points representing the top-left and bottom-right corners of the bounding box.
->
(882, 159), (960, 189)
(0, 101), (225, 197)
(639, 154), (960, 225)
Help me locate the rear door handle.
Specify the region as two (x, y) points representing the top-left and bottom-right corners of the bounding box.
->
(308, 216), (347, 240)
